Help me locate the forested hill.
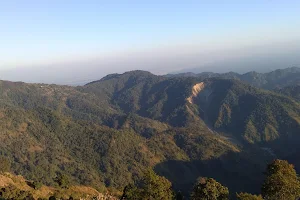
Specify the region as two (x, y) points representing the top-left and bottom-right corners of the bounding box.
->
(0, 69), (299, 198)
(276, 84), (300, 101)
(167, 67), (300, 89)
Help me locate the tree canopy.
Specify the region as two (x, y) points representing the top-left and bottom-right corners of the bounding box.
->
(121, 169), (173, 200)
(236, 192), (263, 200)
(261, 159), (300, 200)
(190, 177), (229, 200)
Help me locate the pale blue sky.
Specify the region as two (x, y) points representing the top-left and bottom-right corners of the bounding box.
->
(0, 1), (300, 84)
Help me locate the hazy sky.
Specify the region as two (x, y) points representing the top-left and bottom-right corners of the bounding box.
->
(1, 1), (300, 84)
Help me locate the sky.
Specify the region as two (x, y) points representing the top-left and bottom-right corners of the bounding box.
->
(1, 1), (300, 84)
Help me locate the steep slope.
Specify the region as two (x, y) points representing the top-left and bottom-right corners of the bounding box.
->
(81, 71), (300, 194)
(184, 78), (300, 172)
(188, 79), (300, 144)
(276, 84), (300, 101)
(82, 71), (200, 127)
(0, 70), (299, 197)
(0, 74), (238, 193)
(0, 103), (188, 189)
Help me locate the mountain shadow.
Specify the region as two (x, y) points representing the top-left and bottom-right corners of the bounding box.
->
(154, 150), (273, 198)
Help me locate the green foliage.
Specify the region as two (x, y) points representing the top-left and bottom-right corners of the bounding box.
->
(261, 159), (300, 200)
(32, 181), (43, 190)
(276, 84), (300, 101)
(121, 184), (142, 200)
(0, 185), (34, 200)
(236, 193), (263, 200)
(26, 180), (43, 190)
(121, 169), (174, 200)
(190, 177), (229, 200)
(198, 79), (300, 144)
(0, 70), (299, 197)
(54, 172), (70, 189)
(0, 156), (10, 173)
(170, 127), (235, 160)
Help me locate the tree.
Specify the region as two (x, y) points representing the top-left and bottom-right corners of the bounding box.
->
(261, 159), (300, 200)
(26, 180), (43, 190)
(54, 172), (70, 189)
(32, 181), (43, 190)
(190, 177), (229, 200)
(121, 169), (174, 200)
(0, 156), (11, 172)
(141, 169), (174, 200)
(0, 185), (34, 200)
(120, 184), (143, 200)
(236, 192), (263, 200)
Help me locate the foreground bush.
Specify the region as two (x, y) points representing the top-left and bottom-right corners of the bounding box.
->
(190, 177), (229, 200)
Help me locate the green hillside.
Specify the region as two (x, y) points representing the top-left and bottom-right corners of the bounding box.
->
(190, 79), (300, 144)
(276, 84), (300, 101)
(0, 70), (299, 197)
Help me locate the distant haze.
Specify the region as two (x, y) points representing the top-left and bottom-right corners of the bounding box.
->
(1, 1), (300, 84)
(0, 40), (299, 85)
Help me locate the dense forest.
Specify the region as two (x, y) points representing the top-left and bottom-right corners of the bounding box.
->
(1, 159), (299, 199)
(0, 68), (299, 199)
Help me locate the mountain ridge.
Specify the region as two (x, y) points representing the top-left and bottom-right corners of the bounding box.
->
(0, 68), (299, 197)
(166, 67), (300, 89)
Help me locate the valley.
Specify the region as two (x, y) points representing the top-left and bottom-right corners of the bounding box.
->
(0, 68), (299, 199)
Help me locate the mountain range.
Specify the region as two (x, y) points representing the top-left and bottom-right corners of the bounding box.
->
(0, 67), (299, 198)
(167, 66), (300, 89)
